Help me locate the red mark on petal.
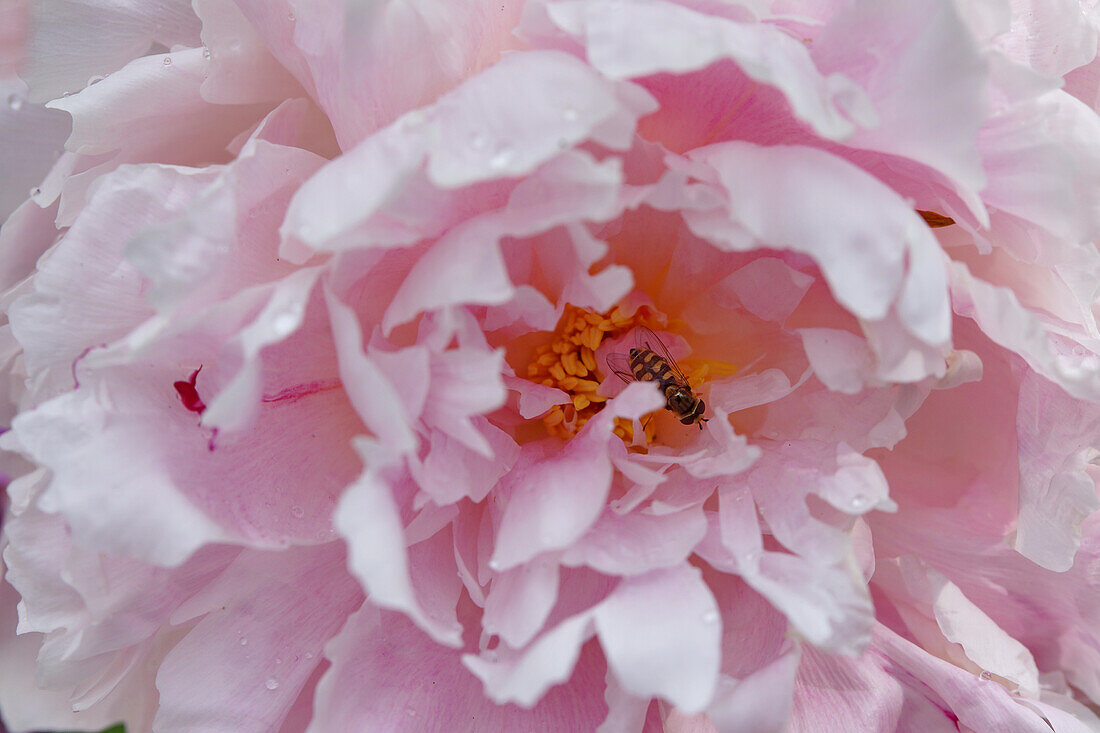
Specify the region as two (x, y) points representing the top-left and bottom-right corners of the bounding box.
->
(174, 366), (207, 414)
(261, 379), (341, 405)
(70, 344), (106, 389)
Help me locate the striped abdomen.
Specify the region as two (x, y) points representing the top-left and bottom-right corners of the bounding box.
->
(627, 347), (706, 426)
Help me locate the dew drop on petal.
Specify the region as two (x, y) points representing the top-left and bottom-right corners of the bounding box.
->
(701, 610), (719, 624)
(28, 187), (41, 199)
(979, 670), (993, 681)
(487, 559), (501, 571)
(489, 146), (514, 169)
(287, 11), (296, 21)
(239, 637), (248, 646)
(304, 652), (314, 660)
(86, 75), (106, 86)
(469, 133), (489, 151)
(265, 678), (279, 690)
(162, 56), (172, 66)
(290, 505), (304, 519)
(850, 493), (870, 511)
(271, 311), (299, 335)
(202, 47), (212, 61)
(563, 106), (579, 121)
(7, 93), (24, 111)
(405, 707), (417, 718)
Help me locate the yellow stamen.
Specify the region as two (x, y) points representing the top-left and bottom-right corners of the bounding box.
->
(580, 346), (597, 372)
(521, 303), (683, 444)
(543, 407), (565, 426)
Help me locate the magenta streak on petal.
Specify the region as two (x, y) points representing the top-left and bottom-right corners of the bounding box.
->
(173, 366), (207, 414)
(260, 378), (342, 405)
(70, 343), (105, 389)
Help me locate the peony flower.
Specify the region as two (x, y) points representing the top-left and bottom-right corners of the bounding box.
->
(1, 0), (1100, 731)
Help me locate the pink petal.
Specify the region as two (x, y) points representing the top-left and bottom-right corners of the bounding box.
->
(0, 78), (70, 221)
(464, 612), (597, 707)
(482, 557), (560, 649)
(193, 0), (302, 105)
(0, 196), (59, 296)
(323, 288), (420, 453)
(707, 647), (801, 733)
(18, 0), (200, 102)
(688, 142), (951, 347)
(46, 48), (270, 224)
(156, 545), (362, 732)
(382, 150), (628, 335)
(410, 420), (520, 505)
(951, 261), (1100, 401)
(9, 382), (229, 565)
(561, 505), (707, 577)
(316, 604), (607, 730)
(491, 382), (665, 570)
(870, 624), (1055, 732)
(9, 163), (212, 395)
(546, 0), (875, 140)
(0, 572), (129, 732)
(593, 564), (721, 713)
(335, 443), (463, 646)
(812, 0), (991, 206)
(708, 487), (874, 655)
(715, 257), (814, 324)
(1014, 370), (1100, 570)
(596, 668), (651, 733)
(421, 344), (508, 457)
(124, 134), (324, 312)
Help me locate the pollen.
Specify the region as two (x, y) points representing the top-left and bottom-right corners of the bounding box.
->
(526, 304), (656, 444)
(680, 359), (739, 388)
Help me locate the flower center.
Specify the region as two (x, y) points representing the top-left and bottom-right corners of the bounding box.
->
(524, 303), (732, 443)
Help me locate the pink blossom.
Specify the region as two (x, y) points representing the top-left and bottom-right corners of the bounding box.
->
(2, 1), (1100, 731)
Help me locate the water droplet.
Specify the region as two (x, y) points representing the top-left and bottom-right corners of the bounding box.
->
(162, 56), (172, 66)
(202, 47), (212, 61)
(290, 505), (304, 519)
(489, 147), (514, 169)
(1072, 344), (1088, 357)
(7, 92), (24, 111)
(28, 187), (41, 199)
(563, 106), (579, 121)
(850, 493), (870, 511)
(86, 74), (106, 86)
(487, 559), (501, 571)
(979, 670), (992, 681)
(275, 657), (282, 665)
(239, 637), (248, 646)
(701, 610), (719, 624)
(271, 311), (299, 335)
(287, 11), (296, 21)
(304, 652), (314, 660)
(265, 678), (279, 690)
(405, 706), (417, 717)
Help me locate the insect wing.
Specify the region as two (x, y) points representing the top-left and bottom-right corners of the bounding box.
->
(633, 326), (688, 382)
(604, 351), (636, 383)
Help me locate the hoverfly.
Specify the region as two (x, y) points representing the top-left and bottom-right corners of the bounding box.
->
(605, 326), (707, 428)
